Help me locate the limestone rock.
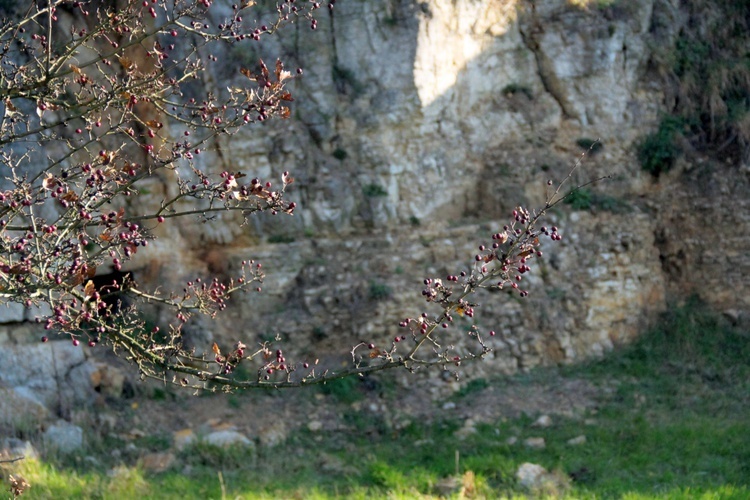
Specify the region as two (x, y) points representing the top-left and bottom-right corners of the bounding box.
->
(257, 422), (289, 447)
(89, 363), (126, 398)
(307, 420), (323, 432)
(524, 437), (546, 449)
(172, 429), (196, 451)
(140, 452), (176, 473)
(516, 462), (569, 494)
(1, 438), (38, 461)
(203, 430), (253, 449)
(567, 435), (587, 446)
(43, 420), (84, 453)
(0, 302), (24, 323)
(531, 415), (553, 428)
(0, 342), (96, 410)
(516, 462), (547, 489)
(0, 0), (747, 390)
(0, 387), (49, 428)
(455, 417), (478, 440)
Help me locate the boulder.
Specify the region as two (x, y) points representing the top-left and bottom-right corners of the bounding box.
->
(516, 462), (570, 494)
(43, 420), (84, 453)
(0, 387), (49, 429)
(203, 430), (253, 449)
(1, 438), (39, 461)
(516, 463), (548, 490)
(0, 341), (97, 410)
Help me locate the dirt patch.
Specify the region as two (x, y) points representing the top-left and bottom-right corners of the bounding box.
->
(449, 378), (600, 421)
(119, 373), (602, 444)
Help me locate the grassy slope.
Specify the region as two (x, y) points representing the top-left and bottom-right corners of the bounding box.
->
(5, 299), (749, 499)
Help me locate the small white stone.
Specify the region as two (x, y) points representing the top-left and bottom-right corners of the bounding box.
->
(567, 435), (587, 446)
(307, 420), (323, 432)
(524, 437), (546, 449)
(516, 462), (548, 489)
(531, 415), (553, 428)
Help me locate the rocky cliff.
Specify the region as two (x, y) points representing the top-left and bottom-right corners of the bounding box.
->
(2, 0), (749, 400)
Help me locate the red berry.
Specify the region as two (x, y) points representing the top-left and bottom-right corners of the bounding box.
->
(41, 336), (48, 343)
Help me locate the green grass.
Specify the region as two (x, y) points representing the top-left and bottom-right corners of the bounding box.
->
(3, 299), (748, 498)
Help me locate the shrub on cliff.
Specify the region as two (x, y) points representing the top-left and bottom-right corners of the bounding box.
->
(647, 0), (750, 167)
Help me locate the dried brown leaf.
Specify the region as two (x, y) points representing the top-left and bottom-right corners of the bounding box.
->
(118, 56), (135, 71)
(240, 68), (256, 81)
(60, 191), (78, 203)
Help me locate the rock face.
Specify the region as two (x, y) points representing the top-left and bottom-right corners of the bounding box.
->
(0, 342), (99, 411)
(1, 0), (748, 399)
(0, 340), (128, 432)
(155, 0), (737, 374)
